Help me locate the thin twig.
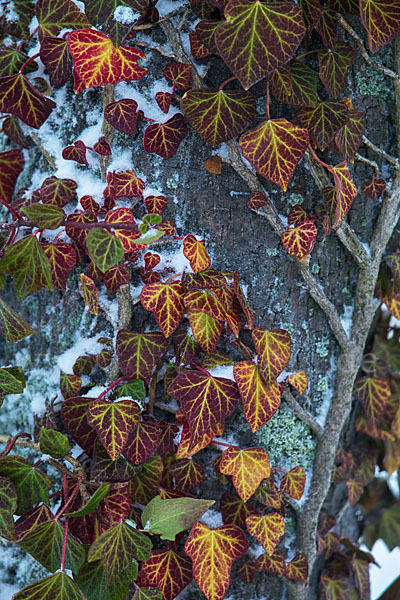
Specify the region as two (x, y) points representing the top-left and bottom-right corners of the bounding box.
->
(355, 152), (379, 176)
(339, 16), (400, 80)
(132, 7), (185, 30)
(362, 135), (400, 168)
(282, 389), (324, 440)
(28, 132), (56, 170)
(134, 40), (175, 59)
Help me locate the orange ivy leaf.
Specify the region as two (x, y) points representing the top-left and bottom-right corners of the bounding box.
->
(187, 308), (224, 354)
(107, 169), (145, 199)
(67, 29), (147, 91)
(168, 370), (240, 449)
(141, 281), (186, 338)
(184, 522), (248, 600)
(105, 207), (138, 253)
(220, 446), (271, 502)
(239, 119), (309, 191)
(285, 553), (308, 581)
(281, 220), (317, 260)
(255, 477), (282, 509)
(252, 327), (291, 385)
(184, 289), (228, 322)
(254, 548), (286, 575)
(78, 273), (99, 315)
(215, 0), (305, 90)
(346, 478), (364, 506)
(176, 414), (224, 459)
(0, 74), (56, 129)
(360, 0), (400, 53)
(246, 512), (285, 555)
(141, 548), (192, 600)
(87, 399), (141, 460)
(183, 235), (211, 273)
(233, 361), (281, 432)
(353, 376), (391, 427)
(280, 465), (306, 500)
(331, 161), (358, 227)
(288, 370), (308, 395)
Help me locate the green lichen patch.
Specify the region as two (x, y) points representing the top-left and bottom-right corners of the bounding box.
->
(316, 338), (329, 357)
(356, 67), (389, 100)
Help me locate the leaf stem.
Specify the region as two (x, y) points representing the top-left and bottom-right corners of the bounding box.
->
(19, 52), (40, 74)
(219, 76), (237, 91)
(0, 432), (31, 457)
(265, 81), (270, 121)
(97, 376), (125, 400)
(56, 475), (82, 522)
(0, 197), (21, 220)
(307, 145), (332, 171)
(189, 363), (210, 375)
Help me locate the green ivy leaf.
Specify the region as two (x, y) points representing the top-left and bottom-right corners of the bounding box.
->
(0, 366), (25, 396)
(87, 228), (125, 274)
(0, 456), (51, 514)
(0, 296), (34, 343)
(142, 213), (162, 226)
(0, 235), (54, 301)
(64, 482), (110, 517)
(84, 0), (148, 46)
(114, 380), (146, 401)
(13, 571), (86, 600)
(133, 588), (162, 600)
(19, 520), (86, 573)
(378, 505), (400, 550)
(75, 559), (138, 600)
(39, 427), (71, 458)
(88, 521), (152, 580)
(22, 204), (65, 230)
(142, 495), (215, 540)
(0, 476), (17, 540)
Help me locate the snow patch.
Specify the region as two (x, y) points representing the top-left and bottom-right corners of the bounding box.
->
(113, 5), (139, 24)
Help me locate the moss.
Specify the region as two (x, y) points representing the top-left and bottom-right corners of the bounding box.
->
(316, 338), (329, 357)
(252, 403), (315, 470)
(288, 193), (304, 206)
(317, 375), (328, 392)
(356, 67), (389, 100)
(311, 263), (320, 274)
(282, 322), (295, 338)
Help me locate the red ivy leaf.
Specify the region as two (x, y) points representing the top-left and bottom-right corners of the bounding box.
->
(220, 493), (257, 529)
(360, 0), (400, 53)
(40, 176), (77, 207)
(141, 549), (192, 600)
(61, 397), (98, 457)
(285, 553), (308, 581)
(40, 36), (72, 87)
(62, 140), (88, 165)
(104, 98), (138, 134)
(107, 169), (145, 198)
(116, 330), (168, 383)
(248, 191), (268, 210)
(42, 243), (77, 290)
(298, 101), (348, 151)
(255, 549), (286, 575)
(0, 149), (24, 203)
(353, 376), (391, 427)
(335, 111), (366, 163)
(144, 114), (188, 159)
(183, 235), (211, 273)
(0, 74), (56, 129)
(318, 42), (355, 99)
(288, 205), (309, 226)
(288, 370), (308, 395)
(141, 281), (186, 338)
(163, 62), (191, 91)
(78, 273), (99, 315)
(252, 327), (291, 385)
(124, 421), (162, 465)
(93, 136), (112, 156)
(331, 161), (358, 227)
(362, 177), (386, 200)
(281, 220), (317, 260)
(2, 117), (29, 148)
(36, 0), (89, 39)
(169, 458), (204, 492)
(189, 29), (212, 59)
(105, 207), (138, 253)
(155, 91), (172, 114)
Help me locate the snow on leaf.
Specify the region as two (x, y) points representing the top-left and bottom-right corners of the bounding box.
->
(87, 398), (141, 460)
(0, 74), (56, 128)
(234, 361), (281, 432)
(84, 0), (148, 47)
(168, 370), (240, 449)
(88, 521), (151, 580)
(123, 421), (162, 465)
(87, 228), (124, 273)
(40, 36), (73, 87)
(181, 88), (256, 146)
(68, 29), (147, 91)
(285, 553), (308, 581)
(163, 62), (192, 91)
(220, 446), (270, 502)
(215, 0), (305, 89)
(252, 327), (291, 385)
(141, 548), (192, 600)
(0, 149), (24, 203)
(141, 281), (186, 338)
(280, 465), (306, 500)
(360, 0), (400, 53)
(288, 370), (308, 394)
(298, 101), (348, 151)
(183, 235), (211, 273)
(184, 522), (248, 600)
(143, 113), (188, 159)
(116, 330), (168, 383)
(239, 119), (309, 191)
(353, 376), (391, 428)
(246, 512), (285, 555)
(104, 98), (138, 134)
(281, 220), (317, 260)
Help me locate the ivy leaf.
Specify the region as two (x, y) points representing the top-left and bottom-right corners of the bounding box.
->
(215, 0), (305, 90)
(189, 29), (211, 58)
(123, 421), (162, 465)
(0, 366), (25, 396)
(288, 370), (308, 395)
(76, 560), (138, 600)
(143, 114), (188, 159)
(187, 308), (224, 354)
(14, 572), (86, 600)
(184, 289), (228, 322)
(62, 140), (88, 165)
(352, 557), (370, 598)
(270, 60), (318, 107)
(318, 42), (355, 98)
(104, 98), (138, 134)
(360, 0), (400, 53)
(36, 0), (88, 38)
(0, 235), (53, 301)
(115, 380), (146, 402)
(116, 330), (168, 383)
(285, 553), (309, 581)
(0, 74), (56, 128)
(155, 91), (172, 114)
(134, 588), (162, 600)
(280, 466), (306, 500)
(18, 520), (85, 573)
(237, 560), (257, 584)
(40, 176), (77, 207)
(41, 243), (76, 291)
(141, 281), (186, 338)
(252, 327), (291, 385)
(145, 195), (166, 215)
(196, 19), (220, 53)
(362, 177), (386, 200)
(331, 162), (358, 227)
(0, 46), (36, 77)
(334, 111), (366, 163)
(64, 483), (110, 517)
(93, 136), (112, 156)
(87, 228), (124, 273)
(169, 458), (204, 492)
(104, 265), (130, 293)
(346, 478), (364, 506)
(0, 476), (17, 540)
(298, 101), (348, 151)
(281, 220), (317, 260)
(61, 396), (98, 456)
(104, 207), (139, 253)
(168, 370), (240, 449)
(128, 455), (163, 504)
(184, 522), (248, 600)
(234, 361), (281, 432)
(220, 446), (270, 502)
(176, 414), (224, 459)
(315, 4), (337, 48)
(141, 548), (192, 600)
(3, 116), (29, 148)
(321, 573), (356, 600)
(163, 62), (192, 91)
(181, 88), (256, 145)
(254, 549), (286, 575)
(239, 119), (309, 191)
(107, 168), (145, 198)
(0, 149), (24, 203)
(0, 296), (34, 343)
(220, 493), (257, 529)
(353, 376), (391, 427)
(68, 29), (147, 90)
(246, 513), (285, 555)
(87, 398), (141, 460)
(40, 36), (73, 87)
(78, 273), (99, 315)
(39, 427), (71, 458)
(84, 0), (148, 47)
(0, 456), (51, 514)
(88, 521), (152, 580)
(142, 496), (214, 540)
(22, 204), (65, 230)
